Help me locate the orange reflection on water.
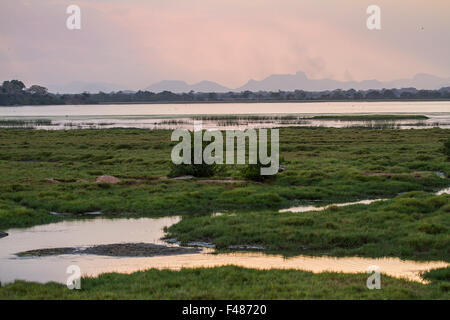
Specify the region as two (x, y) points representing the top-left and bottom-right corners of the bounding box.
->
(81, 250), (448, 284)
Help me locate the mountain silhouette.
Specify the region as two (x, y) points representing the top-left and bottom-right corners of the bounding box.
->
(146, 80), (229, 93)
(49, 72), (450, 94)
(146, 72), (450, 93)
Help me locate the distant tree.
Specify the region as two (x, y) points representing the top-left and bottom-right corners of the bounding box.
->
(353, 91), (364, 99)
(366, 90), (382, 99)
(330, 89), (346, 100)
(27, 85), (48, 95)
(2, 80), (25, 94)
(208, 92), (218, 101)
(1, 79), (450, 106)
(294, 90), (306, 100)
(242, 90), (252, 99)
(382, 89), (397, 99)
(270, 91), (281, 99)
(400, 92), (414, 99)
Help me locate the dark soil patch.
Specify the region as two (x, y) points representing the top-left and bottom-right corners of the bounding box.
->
(16, 243), (201, 257)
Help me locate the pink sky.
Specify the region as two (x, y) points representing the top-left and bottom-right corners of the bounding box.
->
(1, 0), (449, 89)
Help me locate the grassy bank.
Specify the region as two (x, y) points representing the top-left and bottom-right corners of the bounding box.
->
(0, 127), (449, 300)
(167, 191), (450, 261)
(0, 127), (449, 230)
(0, 266), (448, 299)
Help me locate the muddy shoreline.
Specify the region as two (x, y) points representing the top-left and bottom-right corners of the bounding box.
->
(16, 243), (201, 258)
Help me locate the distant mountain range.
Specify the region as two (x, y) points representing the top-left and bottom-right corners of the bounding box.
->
(147, 72), (450, 93)
(46, 72), (450, 93)
(237, 72), (450, 92)
(145, 80), (230, 94)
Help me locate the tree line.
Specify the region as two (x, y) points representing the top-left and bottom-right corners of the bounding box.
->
(1, 80), (449, 106)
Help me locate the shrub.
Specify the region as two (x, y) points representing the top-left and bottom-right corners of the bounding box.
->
(168, 131), (221, 178)
(168, 162), (220, 178)
(241, 163), (275, 182)
(418, 223), (447, 235)
(423, 267), (450, 282)
(444, 138), (450, 160)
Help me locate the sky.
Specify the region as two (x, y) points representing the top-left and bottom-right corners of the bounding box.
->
(1, 0), (449, 90)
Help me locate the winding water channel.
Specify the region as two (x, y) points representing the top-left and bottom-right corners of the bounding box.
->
(1, 186), (449, 285)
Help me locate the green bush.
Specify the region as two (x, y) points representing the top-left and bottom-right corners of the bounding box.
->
(241, 163), (275, 182)
(418, 223), (447, 235)
(423, 267), (450, 282)
(444, 138), (450, 160)
(168, 162), (220, 178)
(168, 131), (221, 178)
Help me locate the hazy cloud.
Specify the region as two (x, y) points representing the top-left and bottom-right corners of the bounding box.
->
(0, 0), (449, 90)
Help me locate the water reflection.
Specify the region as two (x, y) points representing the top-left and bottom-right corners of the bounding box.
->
(1, 215), (448, 284)
(436, 188), (450, 195)
(0, 217), (179, 284)
(279, 199), (387, 213)
(0, 117), (449, 130)
(280, 187), (449, 213)
(0, 102), (449, 130)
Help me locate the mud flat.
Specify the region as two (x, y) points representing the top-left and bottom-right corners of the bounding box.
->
(16, 243), (201, 258)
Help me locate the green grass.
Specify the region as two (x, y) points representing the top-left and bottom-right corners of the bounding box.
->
(167, 191), (450, 261)
(0, 127), (449, 300)
(0, 266), (448, 300)
(0, 127), (448, 230)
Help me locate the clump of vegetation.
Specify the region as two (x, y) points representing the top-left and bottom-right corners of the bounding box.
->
(168, 161), (221, 178)
(422, 267), (450, 293)
(418, 223), (447, 235)
(423, 267), (450, 282)
(168, 131), (222, 178)
(444, 138), (450, 160)
(240, 163), (275, 182)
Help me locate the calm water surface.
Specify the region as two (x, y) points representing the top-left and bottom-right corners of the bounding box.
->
(1, 214), (448, 284)
(0, 101), (449, 129)
(1, 102), (448, 285)
(1, 101), (449, 116)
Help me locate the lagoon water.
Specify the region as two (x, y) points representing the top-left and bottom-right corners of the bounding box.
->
(2, 186), (447, 284)
(0, 217), (180, 284)
(1, 211), (448, 285)
(0, 101), (449, 130)
(1, 101), (450, 116)
(0, 102), (449, 285)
